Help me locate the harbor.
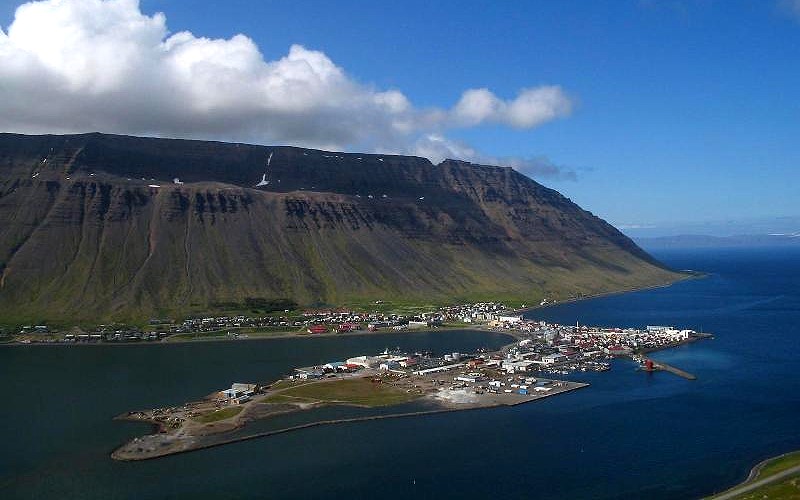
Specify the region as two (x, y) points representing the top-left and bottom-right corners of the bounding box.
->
(3, 247), (793, 500)
(111, 316), (709, 461)
(636, 356), (697, 380)
(111, 345), (589, 461)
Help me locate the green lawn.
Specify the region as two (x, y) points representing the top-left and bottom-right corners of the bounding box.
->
(263, 377), (419, 407)
(169, 330), (229, 341)
(734, 452), (800, 499)
(192, 406), (243, 423)
(260, 394), (302, 404)
(168, 326), (300, 341)
(341, 299), (440, 316)
(735, 477), (800, 499)
(708, 451), (800, 499)
(756, 452), (800, 480)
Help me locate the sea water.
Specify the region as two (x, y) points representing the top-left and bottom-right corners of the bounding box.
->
(1, 246), (798, 499)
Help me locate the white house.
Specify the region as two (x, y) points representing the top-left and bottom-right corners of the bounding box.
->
(541, 353), (567, 364)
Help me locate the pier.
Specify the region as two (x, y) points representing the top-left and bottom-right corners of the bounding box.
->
(639, 357), (697, 380)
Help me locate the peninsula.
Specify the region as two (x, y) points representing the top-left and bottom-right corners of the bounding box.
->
(111, 314), (709, 461)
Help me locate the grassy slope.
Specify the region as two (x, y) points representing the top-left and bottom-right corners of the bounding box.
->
(709, 452), (800, 499)
(754, 452), (800, 479)
(0, 183), (679, 323)
(733, 479), (800, 499)
(0, 134), (682, 324)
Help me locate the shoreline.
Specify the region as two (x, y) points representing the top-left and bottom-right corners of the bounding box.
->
(511, 271), (702, 317)
(706, 450), (800, 499)
(1, 273), (699, 348)
(111, 380), (589, 461)
(108, 323), (706, 462)
(113, 404), (514, 462)
(0, 325), (506, 348)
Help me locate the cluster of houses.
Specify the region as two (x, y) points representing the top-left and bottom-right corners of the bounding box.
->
(60, 327), (169, 343)
(491, 317), (700, 371)
(282, 345), (578, 405)
(287, 340), (595, 385)
(173, 315), (296, 334)
(281, 303), (515, 335)
(449, 372), (556, 396)
(16, 301), (520, 344)
(291, 302), (515, 335)
(291, 352), (428, 380)
(17, 325), (50, 334)
(198, 315), (704, 412)
(437, 302), (509, 324)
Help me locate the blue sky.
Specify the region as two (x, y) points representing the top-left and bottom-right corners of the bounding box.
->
(1, 0), (798, 234)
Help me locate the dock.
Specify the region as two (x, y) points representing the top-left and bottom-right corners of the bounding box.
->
(645, 359), (697, 380)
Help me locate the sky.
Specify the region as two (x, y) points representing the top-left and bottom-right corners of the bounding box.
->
(1, 0), (798, 236)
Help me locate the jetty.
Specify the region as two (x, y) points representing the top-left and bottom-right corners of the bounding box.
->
(638, 357), (697, 380)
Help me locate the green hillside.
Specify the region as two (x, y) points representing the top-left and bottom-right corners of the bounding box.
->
(0, 133), (681, 323)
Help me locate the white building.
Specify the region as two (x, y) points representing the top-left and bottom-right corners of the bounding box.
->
(503, 360), (536, 373)
(541, 353), (567, 364)
(346, 356), (382, 368)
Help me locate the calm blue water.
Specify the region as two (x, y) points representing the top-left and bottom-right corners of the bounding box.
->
(1, 246), (798, 499)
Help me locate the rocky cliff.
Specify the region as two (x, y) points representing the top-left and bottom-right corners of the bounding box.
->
(0, 133), (678, 322)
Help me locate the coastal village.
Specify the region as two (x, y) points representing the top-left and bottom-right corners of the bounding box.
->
(10, 297), (712, 460)
(1, 300), (707, 350)
(110, 307), (710, 460)
(5, 301), (512, 343)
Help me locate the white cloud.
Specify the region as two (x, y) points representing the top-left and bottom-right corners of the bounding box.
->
(0, 0), (575, 177)
(452, 86), (572, 128)
(410, 135), (480, 165)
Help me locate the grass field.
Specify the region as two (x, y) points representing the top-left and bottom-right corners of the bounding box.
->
(169, 330), (229, 340)
(736, 452), (800, 500)
(192, 406), (243, 423)
(167, 326), (301, 341)
(709, 451), (800, 499)
(735, 478), (800, 499)
(755, 452), (800, 480)
(263, 377), (419, 407)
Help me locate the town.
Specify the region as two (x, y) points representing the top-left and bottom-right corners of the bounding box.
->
(3, 302), (711, 359)
(5, 301), (511, 343)
(111, 314), (710, 460)
(6, 302), (710, 373)
(289, 316), (708, 381)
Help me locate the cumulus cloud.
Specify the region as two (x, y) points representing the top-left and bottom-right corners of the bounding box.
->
(0, 0), (576, 178)
(410, 135), (480, 165)
(451, 87), (572, 128)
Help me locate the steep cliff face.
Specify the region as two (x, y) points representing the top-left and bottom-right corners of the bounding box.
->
(0, 133), (678, 322)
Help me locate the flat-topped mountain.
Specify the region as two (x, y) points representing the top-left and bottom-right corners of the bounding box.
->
(0, 133), (679, 322)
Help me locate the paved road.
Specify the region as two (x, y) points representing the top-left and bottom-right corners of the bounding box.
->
(709, 464), (800, 499)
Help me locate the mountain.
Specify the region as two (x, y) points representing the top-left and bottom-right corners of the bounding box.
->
(0, 133), (680, 323)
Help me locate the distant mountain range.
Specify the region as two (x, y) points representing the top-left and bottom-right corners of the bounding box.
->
(635, 233), (800, 249)
(0, 133), (680, 323)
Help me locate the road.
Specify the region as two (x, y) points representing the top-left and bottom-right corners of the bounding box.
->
(708, 464), (800, 499)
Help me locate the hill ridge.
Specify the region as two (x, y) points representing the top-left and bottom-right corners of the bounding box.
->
(0, 132), (677, 322)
